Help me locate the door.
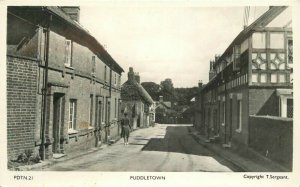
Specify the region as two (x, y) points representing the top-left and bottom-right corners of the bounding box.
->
(105, 100), (111, 141)
(95, 98), (102, 146)
(52, 93), (64, 153)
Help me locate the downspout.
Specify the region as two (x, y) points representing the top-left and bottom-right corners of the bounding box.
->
(41, 10), (52, 160)
(224, 77), (227, 144)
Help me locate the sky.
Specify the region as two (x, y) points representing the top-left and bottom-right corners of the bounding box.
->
(79, 5), (268, 87)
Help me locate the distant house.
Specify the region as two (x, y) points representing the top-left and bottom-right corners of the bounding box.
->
(193, 6), (293, 169)
(7, 6), (124, 161)
(121, 67), (155, 129)
(155, 96), (177, 124)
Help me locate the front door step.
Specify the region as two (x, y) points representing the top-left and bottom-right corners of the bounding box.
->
(53, 153), (66, 159)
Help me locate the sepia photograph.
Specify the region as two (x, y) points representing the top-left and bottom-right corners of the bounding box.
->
(1, 1), (300, 187)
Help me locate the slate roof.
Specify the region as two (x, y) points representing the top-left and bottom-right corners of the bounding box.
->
(7, 6), (124, 74)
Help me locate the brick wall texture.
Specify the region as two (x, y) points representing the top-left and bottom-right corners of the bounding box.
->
(7, 55), (38, 160)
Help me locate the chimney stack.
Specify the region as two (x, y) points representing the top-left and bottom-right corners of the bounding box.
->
(128, 67), (135, 82)
(198, 80), (203, 90)
(159, 96), (163, 102)
(134, 72), (140, 83)
(61, 6), (81, 22)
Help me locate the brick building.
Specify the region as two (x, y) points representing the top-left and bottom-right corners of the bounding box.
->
(193, 5), (293, 159)
(121, 67), (155, 129)
(7, 6), (124, 160)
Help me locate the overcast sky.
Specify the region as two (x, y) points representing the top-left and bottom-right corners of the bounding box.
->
(80, 5), (268, 87)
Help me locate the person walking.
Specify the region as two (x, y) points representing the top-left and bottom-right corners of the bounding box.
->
(121, 113), (131, 145)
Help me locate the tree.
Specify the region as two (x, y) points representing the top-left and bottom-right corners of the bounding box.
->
(141, 82), (160, 101)
(160, 78), (175, 101)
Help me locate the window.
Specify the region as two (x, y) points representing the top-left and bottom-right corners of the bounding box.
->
(279, 74), (286, 83)
(287, 99), (293, 118)
(92, 56), (96, 73)
(89, 95), (93, 127)
(252, 32), (266, 49)
(252, 73), (258, 83)
(271, 73), (277, 83)
(65, 40), (72, 67)
(236, 100), (242, 132)
(222, 100), (225, 125)
(104, 66), (107, 82)
(288, 39), (293, 64)
(115, 98), (117, 118)
(260, 73), (267, 83)
(114, 73), (117, 85)
(69, 99), (77, 130)
(270, 33), (284, 49)
(279, 95), (293, 118)
(118, 75), (121, 87)
(233, 45), (241, 71)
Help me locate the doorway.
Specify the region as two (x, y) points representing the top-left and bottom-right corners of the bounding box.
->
(52, 93), (65, 153)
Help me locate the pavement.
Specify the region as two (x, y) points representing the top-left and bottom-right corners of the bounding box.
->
(14, 124), (289, 172)
(189, 126), (289, 172)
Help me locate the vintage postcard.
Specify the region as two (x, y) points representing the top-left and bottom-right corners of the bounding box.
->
(0, 1), (299, 187)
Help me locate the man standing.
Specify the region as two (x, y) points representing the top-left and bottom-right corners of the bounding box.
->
(121, 113), (131, 145)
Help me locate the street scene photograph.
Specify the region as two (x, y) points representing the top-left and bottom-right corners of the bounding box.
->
(6, 5), (293, 172)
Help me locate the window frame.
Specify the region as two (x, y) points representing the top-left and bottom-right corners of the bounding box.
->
(65, 40), (73, 67)
(68, 99), (77, 132)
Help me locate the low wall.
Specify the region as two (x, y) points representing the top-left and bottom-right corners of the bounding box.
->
(249, 115), (293, 169)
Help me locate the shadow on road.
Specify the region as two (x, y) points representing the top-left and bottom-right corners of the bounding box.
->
(141, 125), (243, 171)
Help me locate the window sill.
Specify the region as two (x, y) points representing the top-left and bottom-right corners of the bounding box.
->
(88, 126), (94, 130)
(221, 123), (225, 126)
(235, 129), (242, 133)
(65, 65), (74, 70)
(68, 129), (78, 134)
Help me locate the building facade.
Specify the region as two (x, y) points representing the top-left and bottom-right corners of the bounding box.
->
(194, 6), (293, 151)
(121, 67), (155, 129)
(7, 6), (124, 160)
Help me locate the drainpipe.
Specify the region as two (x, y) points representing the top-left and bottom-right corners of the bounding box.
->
(224, 78), (227, 144)
(41, 10), (52, 160)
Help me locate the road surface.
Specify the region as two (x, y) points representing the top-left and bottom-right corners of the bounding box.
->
(40, 124), (238, 171)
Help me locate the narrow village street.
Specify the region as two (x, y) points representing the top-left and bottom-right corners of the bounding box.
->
(38, 124), (240, 172)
